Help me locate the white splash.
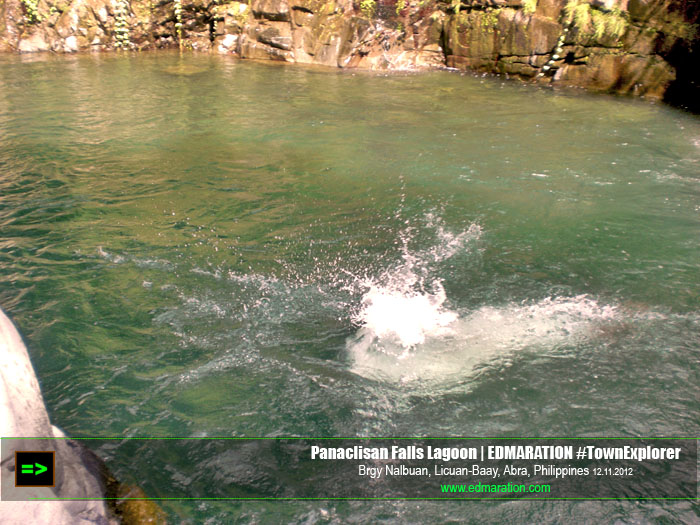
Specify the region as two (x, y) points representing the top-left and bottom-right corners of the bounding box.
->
(355, 280), (457, 351)
(346, 217), (620, 384)
(349, 217), (480, 352)
(348, 294), (620, 384)
(428, 220), (482, 263)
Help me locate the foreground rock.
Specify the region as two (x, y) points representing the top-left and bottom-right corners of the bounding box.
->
(0, 0), (698, 107)
(1, 308), (167, 524)
(0, 308), (116, 523)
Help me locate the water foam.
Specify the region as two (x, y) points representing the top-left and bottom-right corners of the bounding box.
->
(346, 217), (620, 384)
(356, 280), (457, 350)
(348, 294), (620, 384)
(349, 215), (480, 353)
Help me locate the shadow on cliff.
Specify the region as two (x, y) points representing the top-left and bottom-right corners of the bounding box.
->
(662, 31), (700, 113)
(660, 0), (700, 113)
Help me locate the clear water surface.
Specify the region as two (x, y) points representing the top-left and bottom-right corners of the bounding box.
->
(0, 51), (698, 523)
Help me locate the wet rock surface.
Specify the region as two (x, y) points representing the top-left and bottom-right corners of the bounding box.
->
(1, 0), (697, 105)
(0, 307), (167, 524)
(0, 308), (115, 524)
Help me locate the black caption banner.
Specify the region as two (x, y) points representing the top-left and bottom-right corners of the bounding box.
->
(2, 438), (697, 500)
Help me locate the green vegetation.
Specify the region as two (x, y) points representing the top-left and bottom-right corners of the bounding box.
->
(174, 0), (183, 42)
(21, 0), (41, 24)
(114, 0), (131, 48)
(396, 0), (406, 15)
(591, 8), (627, 41)
(562, 0), (576, 24)
(573, 3), (590, 29)
(522, 0), (537, 16)
(661, 16), (697, 41)
(26, 4), (58, 24)
(563, 0), (590, 29)
(360, 0), (375, 18)
(229, 2), (250, 26)
(483, 7), (500, 33)
(563, 0), (628, 43)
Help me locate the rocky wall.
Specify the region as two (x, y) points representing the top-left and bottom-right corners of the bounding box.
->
(0, 0), (698, 107)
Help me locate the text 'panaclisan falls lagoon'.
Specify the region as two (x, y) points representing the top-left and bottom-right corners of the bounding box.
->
(0, 0), (699, 522)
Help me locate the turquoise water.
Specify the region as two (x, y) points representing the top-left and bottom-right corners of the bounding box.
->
(1, 52), (699, 522)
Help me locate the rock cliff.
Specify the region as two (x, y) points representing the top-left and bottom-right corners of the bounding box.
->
(0, 0), (698, 108)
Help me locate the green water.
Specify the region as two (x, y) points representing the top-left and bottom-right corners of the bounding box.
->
(1, 52), (699, 522)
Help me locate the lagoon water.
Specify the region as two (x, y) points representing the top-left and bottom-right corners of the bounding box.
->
(0, 52), (698, 522)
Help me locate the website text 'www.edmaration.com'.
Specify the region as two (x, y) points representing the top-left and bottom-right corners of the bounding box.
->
(440, 482), (551, 494)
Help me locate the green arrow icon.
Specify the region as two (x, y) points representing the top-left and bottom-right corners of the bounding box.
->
(20, 463), (47, 475)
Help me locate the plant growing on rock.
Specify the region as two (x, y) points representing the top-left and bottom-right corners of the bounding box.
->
(563, 0), (628, 43)
(174, 0), (183, 42)
(483, 7), (499, 32)
(113, 0), (131, 48)
(395, 0), (406, 16)
(522, 0), (537, 15)
(664, 19), (697, 41)
(574, 4), (590, 29)
(21, 0), (41, 24)
(360, 0), (375, 18)
(591, 8), (627, 41)
(231, 2), (249, 26)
